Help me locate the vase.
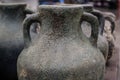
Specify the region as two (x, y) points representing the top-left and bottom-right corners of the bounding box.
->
(17, 5), (105, 80)
(0, 3), (33, 80)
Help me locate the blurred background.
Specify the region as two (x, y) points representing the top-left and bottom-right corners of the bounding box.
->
(0, 0), (118, 17)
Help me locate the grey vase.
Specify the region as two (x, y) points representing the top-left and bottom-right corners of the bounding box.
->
(0, 3), (33, 80)
(79, 4), (109, 61)
(17, 5), (105, 80)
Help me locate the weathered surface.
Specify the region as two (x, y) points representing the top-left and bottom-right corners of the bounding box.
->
(17, 5), (105, 80)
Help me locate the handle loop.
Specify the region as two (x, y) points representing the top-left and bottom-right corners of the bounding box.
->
(91, 9), (105, 35)
(23, 13), (40, 48)
(80, 12), (99, 46)
(104, 16), (115, 34)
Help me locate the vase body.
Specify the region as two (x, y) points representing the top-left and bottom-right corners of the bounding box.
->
(0, 3), (32, 80)
(17, 5), (105, 80)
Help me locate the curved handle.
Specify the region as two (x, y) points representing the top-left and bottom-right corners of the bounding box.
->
(104, 16), (115, 34)
(91, 9), (105, 35)
(23, 13), (40, 48)
(80, 12), (99, 46)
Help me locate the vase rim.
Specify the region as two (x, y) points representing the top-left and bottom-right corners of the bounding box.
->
(38, 4), (93, 8)
(38, 4), (84, 9)
(0, 3), (26, 6)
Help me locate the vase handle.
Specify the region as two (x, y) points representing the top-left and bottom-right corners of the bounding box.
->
(104, 16), (115, 34)
(23, 13), (40, 48)
(91, 9), (105, 35)
(80, 12), (99, 46)
(24, 8), (34, 14)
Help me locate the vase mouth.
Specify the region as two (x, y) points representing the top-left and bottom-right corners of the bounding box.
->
(0, 3), (26, 7)
(39, 3), (93, 8)
(39, 4), (84, 9)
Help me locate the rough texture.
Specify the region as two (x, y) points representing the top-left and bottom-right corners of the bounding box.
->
(18, 5), (105, 80)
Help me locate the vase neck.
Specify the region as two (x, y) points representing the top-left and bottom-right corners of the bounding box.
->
(39, 5), (83, 37)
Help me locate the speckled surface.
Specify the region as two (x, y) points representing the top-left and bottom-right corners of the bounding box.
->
(17, 5), (105, 80)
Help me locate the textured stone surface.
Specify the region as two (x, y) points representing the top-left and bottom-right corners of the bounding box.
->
(17, 5), (105, 80)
